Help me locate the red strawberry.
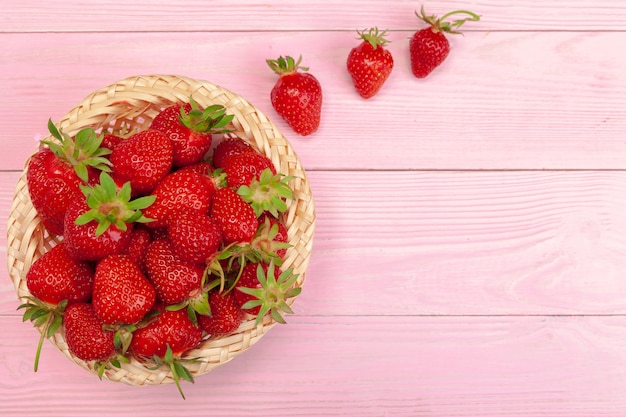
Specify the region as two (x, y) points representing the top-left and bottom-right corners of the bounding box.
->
(177, 160), (215, 178)
(64, 302), (116, 364)
(347, 27), (394, 98)
(19, 241), (95, 371)
(212, 137), (256, 169)
(63, 172), (155, 261)
(226, 215), (291, 270)
(101, 133), (124, 151)
(150, 99), (234, 167)
(26, 242), (94, 306)
(110, 129), (173, 195)
(144, 238), (207, 311)
(410, 7), (480, 78)
(130, 308), (202, 358)
(223, 152), (276, 189)
(26, 121), (111, 235)
(266, 55), (322, 136)
(142, 169), (216, 229)
(123, 225), (152, 272)
(129, 308), (202, 399)
(198, 290), (243, 337)
(92, 254), (156, 325)
(211, 187), (258, 244)
(234, 261), (301, 325)
(167, 209), (222, 265)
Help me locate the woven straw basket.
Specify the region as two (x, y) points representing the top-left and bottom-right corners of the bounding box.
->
(6, 74), (316, 386)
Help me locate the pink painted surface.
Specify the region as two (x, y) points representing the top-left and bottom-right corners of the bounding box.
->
(2, 1), (626, 415)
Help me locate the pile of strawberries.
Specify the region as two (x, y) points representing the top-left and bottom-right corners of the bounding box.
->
(20, 97), (300, 398)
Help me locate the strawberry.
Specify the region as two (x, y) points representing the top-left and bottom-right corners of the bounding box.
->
(142, 169), (216, 229)
(110, 129), (173, 195)
(101, 133), (124, 151)
(130, 307), (202, 358)
(410, 7), (480, 78)
(211, 187), (258, 244)
(223, 152), (276, 189)
(25, 242), (94, 306)
(123, 225), (152, 272)
(266, 55), (322, 136)
(92, 254), (156, 325)
(177, 160), (215, 178)
(150, 98), (234, 167)
(63, 302), (116, 373)
(346, 27), (394, 98)
(129, 308), (202, 399)
(19, 241), (94, 371)
(234, 261), (301, 325)
(226, 214), (291, 270)
(144, 238), (208, 318)
(212, 137), (256, 169)
(167, 209), (222, 265)
(63, 172), (156, 261)
(26, 121), (111, 235)
(198, 290), (243, 337)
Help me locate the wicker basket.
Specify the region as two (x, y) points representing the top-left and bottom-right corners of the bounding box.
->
(6, 74), (316, 386)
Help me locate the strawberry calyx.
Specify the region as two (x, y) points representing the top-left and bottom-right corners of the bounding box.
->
(249, 217), (292, 264)
(165, 268), (219, 325)
(266, 55), (309, 76)
(44, 119), (113, 183)
(237, 261), (301, 326)
(148, 345), (197, 400)
(219, 219), (292, 297)
(75, 171), (156, 236)
(237, 168), (294, 217)
(415, 6), (480, 35)
(233, 217), (291, 266)
(108, 323), (138, 355)
(93, 353), (130, 380)
(17, 297), (67, 372)
(179, 97), (234, 134)
(357, 27), (390, 49)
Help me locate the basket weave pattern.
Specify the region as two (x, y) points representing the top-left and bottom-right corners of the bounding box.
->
(6, 75), (316, 386)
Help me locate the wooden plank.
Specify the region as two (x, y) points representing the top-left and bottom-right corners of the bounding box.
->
(2, 315), (626, 416)
(4, 170), (626, 316)
(2, 0), (626, 32)
(1, 31), (625, 171)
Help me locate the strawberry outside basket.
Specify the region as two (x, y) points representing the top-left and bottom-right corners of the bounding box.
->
(6, 74), (316, 386)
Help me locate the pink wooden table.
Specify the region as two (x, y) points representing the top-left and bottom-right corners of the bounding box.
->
(2, 1), (626, 415)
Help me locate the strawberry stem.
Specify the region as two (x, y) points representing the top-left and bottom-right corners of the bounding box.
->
(266, 55), (309, 76)
(33, 316), (49, 372)
(18, 297), (66, 372)
(416, 6), (480, 34)
(439, 10), (481, 31)
(180, 97), (234, 134)
(44, 119), (112, 183)
(356, 27), (390, 49)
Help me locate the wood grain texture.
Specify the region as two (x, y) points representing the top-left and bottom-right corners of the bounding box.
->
(3, 0), (626, 415)
(2, 0), (626, 32)
(1, 30), (625, 170)
(2, 315), (626, 417)
(3, 170), (626, 316)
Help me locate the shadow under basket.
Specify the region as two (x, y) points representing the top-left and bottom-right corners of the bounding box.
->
(6, 74), (316, 386)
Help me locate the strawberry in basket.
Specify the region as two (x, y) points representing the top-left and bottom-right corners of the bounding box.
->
(26, 120), (112, 235)
(17, 92), (305, 398)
